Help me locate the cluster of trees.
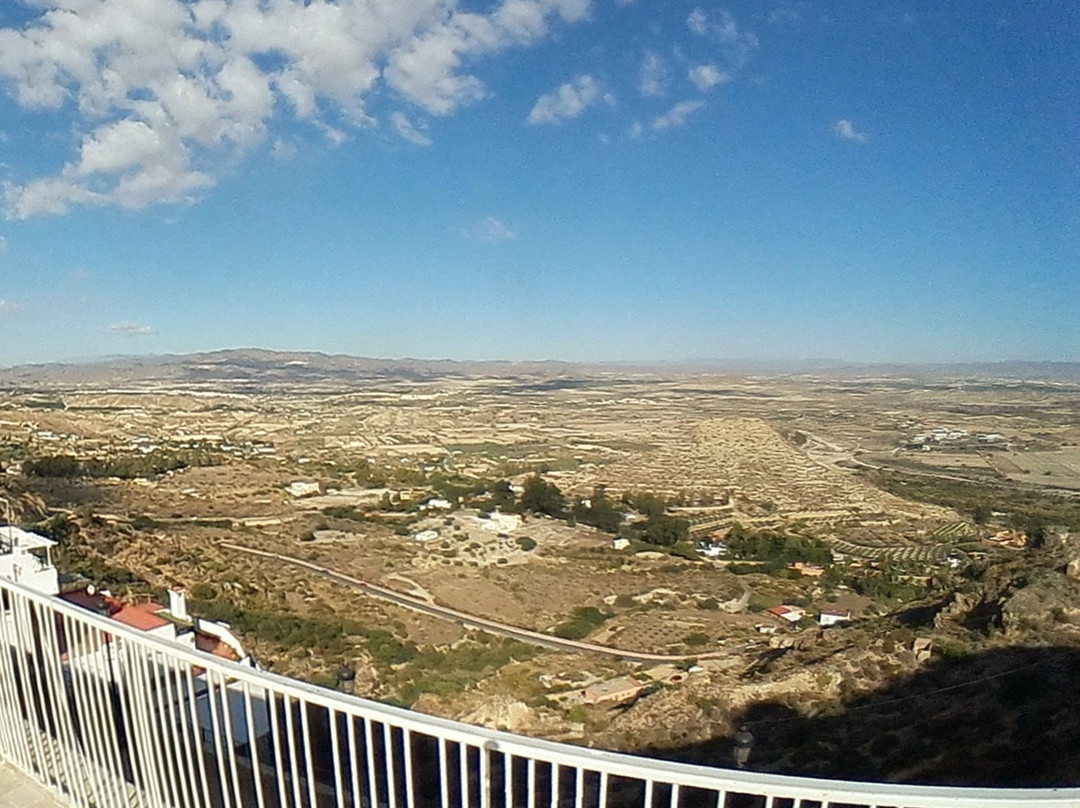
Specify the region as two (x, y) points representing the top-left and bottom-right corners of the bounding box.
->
(571, 486), (622, 532)
(725, 523), (833, 573)
(334, 460), (697, 554)
(431, 475), (517, 512)
(624, 512), (690, 546)
(848, 566), (925, 605)
(871, 470), (1080, 533)
(519, 474), (565, 516)
(24, 450), (219, 480)
(517, 476), (691, 549)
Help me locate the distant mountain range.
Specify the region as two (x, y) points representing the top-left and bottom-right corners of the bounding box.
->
(0, 349), (1078, 388)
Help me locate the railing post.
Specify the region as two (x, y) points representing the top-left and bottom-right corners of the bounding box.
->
(1, 578), (1080, 808)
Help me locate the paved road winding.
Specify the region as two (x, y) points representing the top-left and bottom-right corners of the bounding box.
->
(219, 542), (728, 664)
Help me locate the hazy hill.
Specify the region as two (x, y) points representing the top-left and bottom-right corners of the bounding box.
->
(0, 349), (1078, 389)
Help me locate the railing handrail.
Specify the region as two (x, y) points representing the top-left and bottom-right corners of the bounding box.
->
(1, 574), (1078, 807)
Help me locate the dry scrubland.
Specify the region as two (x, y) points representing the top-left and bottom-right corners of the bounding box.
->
(2, 356), (1080, 783)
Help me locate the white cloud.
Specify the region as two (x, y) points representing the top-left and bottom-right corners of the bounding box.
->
(391, 112), (433, 146)
(470, 216), (516, 242)
(527, 74), (605, 124)
(5, 178), (108, 219)
(688, 64), (728, 91)
(686, 8), (758, 67)
(639, 52), (667, 97)
(0, 0), (595, 218)
(768, 4), (804, 25)
(652, 100), (704, 131)
(834, 118), (869, 143)
(687, 9), (709, 36)
(108, 321), (155, 335)
(322, 126), (348, 148)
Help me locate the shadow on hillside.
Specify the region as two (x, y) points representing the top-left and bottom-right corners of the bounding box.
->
(646, 644), (1080, 787)
(22, 476), (113, 510)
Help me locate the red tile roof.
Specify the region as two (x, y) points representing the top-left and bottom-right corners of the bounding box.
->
(111, 603), (171, 632)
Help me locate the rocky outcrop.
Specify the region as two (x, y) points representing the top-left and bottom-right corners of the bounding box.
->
(931, 530), (1080, 637)
(414, 694), (584, 741)
(1001, 568), (1080, 633)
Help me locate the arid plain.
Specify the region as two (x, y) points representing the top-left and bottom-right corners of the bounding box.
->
(2, 351), (1079, 784)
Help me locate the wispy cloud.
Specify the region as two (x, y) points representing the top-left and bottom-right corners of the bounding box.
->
(688, 64), (728, 92)
(0, 235), (7, 251)
(108, 321), (155, 336)
(639, 52), (668, 97)
(768, 3), (805, 25)
(390, 112), (433, 146)
(470, 216), (516, 243)
(527, 75), (607, 124)
(0, 299), (22, 316)
(686, 8), (758, 67)
(652, 100), (704, 131)
(834, 118), (869, 143)
(322, 126), (348, 148)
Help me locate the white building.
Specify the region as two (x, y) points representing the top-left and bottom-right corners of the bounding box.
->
(0, 523), (269, 748)
(818, 609), (852, 627)
(0, 525), (59, 596)
(481, 511), (522, 533)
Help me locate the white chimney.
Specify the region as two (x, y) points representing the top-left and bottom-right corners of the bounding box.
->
(168, 589), (189, 621)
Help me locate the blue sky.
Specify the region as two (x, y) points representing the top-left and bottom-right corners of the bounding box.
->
(0, 0), (1076, 366)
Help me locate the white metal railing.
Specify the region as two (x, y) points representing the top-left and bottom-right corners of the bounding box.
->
(0, 577), (1076, 808)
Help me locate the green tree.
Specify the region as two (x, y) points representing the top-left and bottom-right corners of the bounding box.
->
(490, 480), (516, 510)
(520, 474), (564, 517)
(572, 486), (623, 533)
(24, 455), (81, 478)
(624, 491), (668, 518)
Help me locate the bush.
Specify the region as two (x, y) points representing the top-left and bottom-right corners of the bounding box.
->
(515, 536), (537, 551)
(24, 455), (81, 478)
(668, 541), (701, 561)
(29, 513), (77, 543)
(934, 640), (971, 662)
(131, 514), (160, 531)
(552, 606), (611, 640)
(682, 632), (710, 647)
